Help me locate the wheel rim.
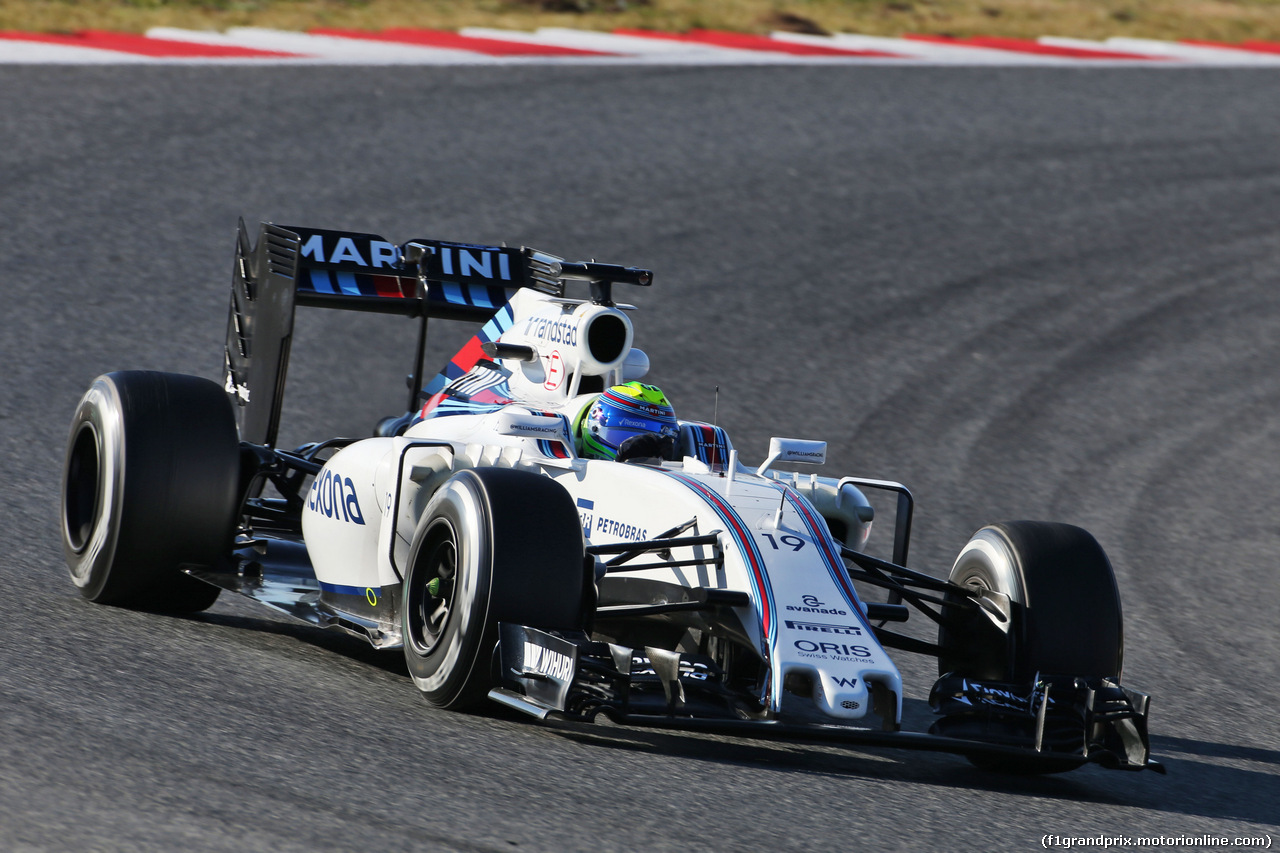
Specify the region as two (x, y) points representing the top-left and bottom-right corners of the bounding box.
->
(407, 522), (458, 657)
(940, 562), (1012, 681)
(64, 422), (101, 554)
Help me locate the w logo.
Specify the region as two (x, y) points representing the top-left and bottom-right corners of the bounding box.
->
(831, 676), (858, 689)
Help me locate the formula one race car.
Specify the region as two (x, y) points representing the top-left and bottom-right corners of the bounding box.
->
(61, 221), (1162, 774)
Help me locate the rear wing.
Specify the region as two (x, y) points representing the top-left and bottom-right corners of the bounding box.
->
(224, 220), (652, 446)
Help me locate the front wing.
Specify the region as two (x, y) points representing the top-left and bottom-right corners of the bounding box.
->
(492, 625), (1163, 773)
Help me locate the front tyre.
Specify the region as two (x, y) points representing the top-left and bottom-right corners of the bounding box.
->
(61, 371), (239, 612)
(402, 467), (587, 711)
(938, 521), (1123, 682)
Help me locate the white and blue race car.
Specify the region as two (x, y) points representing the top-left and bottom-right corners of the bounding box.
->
(61, 221), (1161, 774)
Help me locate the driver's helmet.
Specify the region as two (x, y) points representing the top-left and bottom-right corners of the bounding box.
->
(581, 382), (678, 461)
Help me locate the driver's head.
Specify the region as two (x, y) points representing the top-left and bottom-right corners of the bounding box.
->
(581, 382), (677, 461)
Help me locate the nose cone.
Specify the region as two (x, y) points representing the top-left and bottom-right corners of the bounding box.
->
(776, 658), (903, 724)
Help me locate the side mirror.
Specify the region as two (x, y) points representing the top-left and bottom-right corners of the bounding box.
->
(755, 437), (827, 477)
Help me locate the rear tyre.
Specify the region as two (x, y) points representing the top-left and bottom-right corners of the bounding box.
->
(937, 521), (1123, 772)
(402, 467), (587, 711)
(61, 371), (240, 612)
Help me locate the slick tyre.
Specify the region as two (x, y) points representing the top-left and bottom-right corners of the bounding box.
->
(62, 371), (239, 612)
(402, 467), (587, 711)
(938, 521), (1122, 683)
(937, 521), (1123, 773)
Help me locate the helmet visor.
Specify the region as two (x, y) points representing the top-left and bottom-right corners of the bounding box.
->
(585, 397), (677, 460)
(593, 419), (678, 454)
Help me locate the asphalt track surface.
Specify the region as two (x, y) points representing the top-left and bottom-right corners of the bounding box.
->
(2, 65), (1278, 851)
